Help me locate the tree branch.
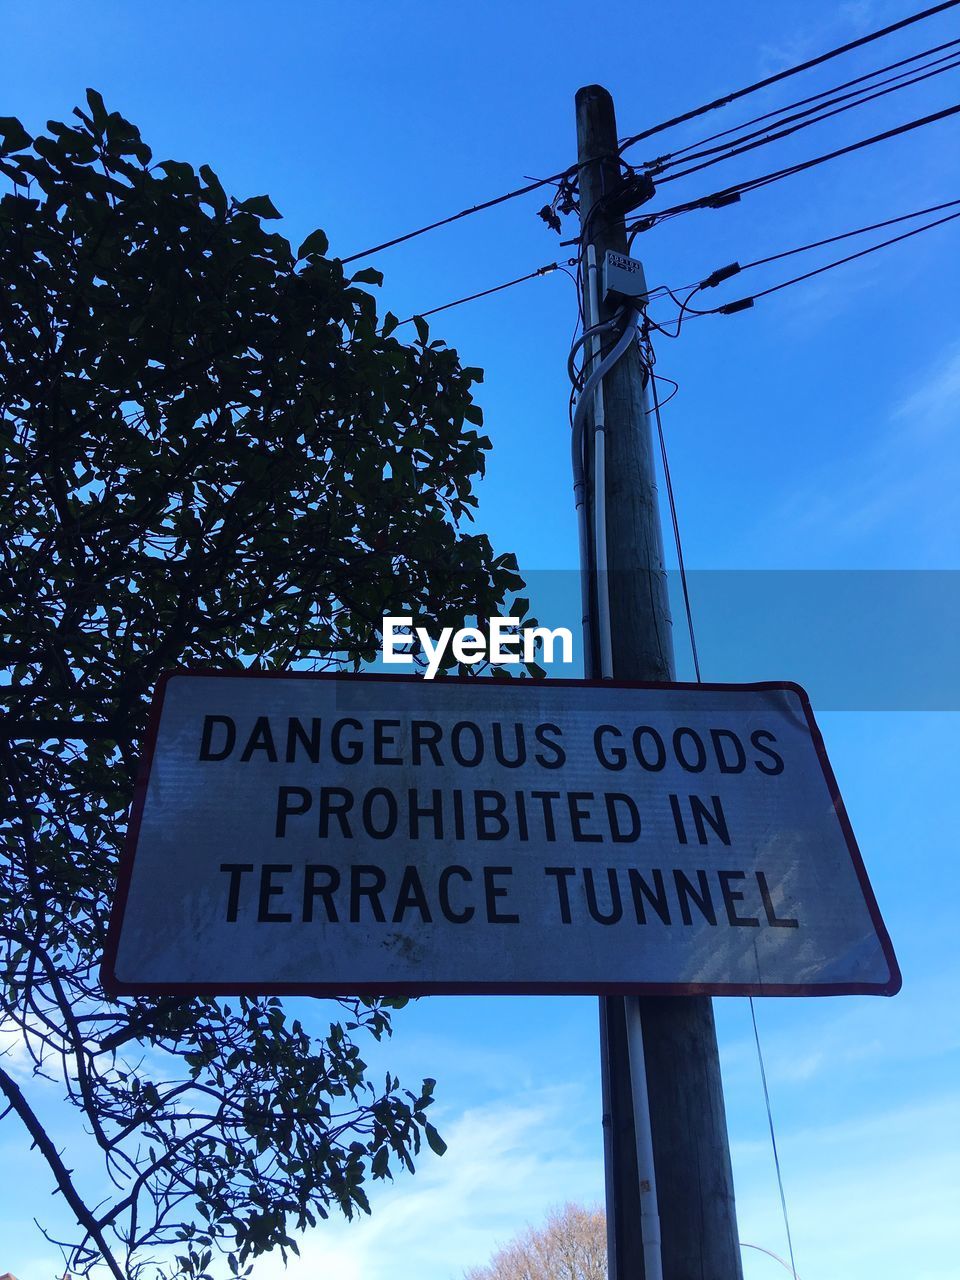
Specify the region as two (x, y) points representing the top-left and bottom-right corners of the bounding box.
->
(0, 1062), (127, 1280)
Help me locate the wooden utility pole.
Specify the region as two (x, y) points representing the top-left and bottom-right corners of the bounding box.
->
(575, 84), (743, 1280)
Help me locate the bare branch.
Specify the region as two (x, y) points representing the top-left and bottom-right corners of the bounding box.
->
(0, 1063), (126, 1280)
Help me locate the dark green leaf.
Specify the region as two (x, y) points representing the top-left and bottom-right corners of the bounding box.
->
(85, 87), (108, 126)
(237, 193), (282, 219)
(297, 227), (329, 258)
(350, 266), (383, 286)
(0, 117), (31, 154)
(424, 1122), (447, 1156)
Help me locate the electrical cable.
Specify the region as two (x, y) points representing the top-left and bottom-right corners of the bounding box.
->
(567, 309), (626, 390)
(739, 193), (960, 269)
(405, 190), (960, 351)
(617, 0), (960, 157)
(703, 203), (960, 314)
(585, 244), (615, 681)
(571, 309), (642, 494)
(642, 334), (702, 681)
(340, 2), (960, 266)
(639, 193), (960, 339)
(651, 370), (681, 409)
(556, 264), (587, 428)
(625, 98), (960, 241)
(653, 50), (960, 185)
(750, 998), (800, 1279)
(643, 284), (708, 340)
(653, 35), (960, 169)
(741, 1242), (803, 1278)
(640, 328), (800, 1277)
(392, 261), (568, 327)
(340, 176), (561, 265)
(570, 305), (644, 681)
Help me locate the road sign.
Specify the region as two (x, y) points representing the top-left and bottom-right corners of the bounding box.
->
(102, 671), (900, 997)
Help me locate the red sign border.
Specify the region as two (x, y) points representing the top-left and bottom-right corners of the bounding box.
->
(101, 669), (902, 999)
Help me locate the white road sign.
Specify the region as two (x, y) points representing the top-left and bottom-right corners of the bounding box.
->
(103, 672), (900, 997)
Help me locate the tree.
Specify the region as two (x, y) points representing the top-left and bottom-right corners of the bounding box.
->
(0, 92), (525, 1277)
(464, 1203), (607, 1280)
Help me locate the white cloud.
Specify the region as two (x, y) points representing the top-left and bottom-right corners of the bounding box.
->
(734, 1093), (960, 1280)
(0, 1016), (34, 1078)
(255, 1084), (604, 1280)
(761, 338), (960, 560)
(756, 0), (879, 75)
(891, 343), (960, 439)
(247, 1083), (960, 1280)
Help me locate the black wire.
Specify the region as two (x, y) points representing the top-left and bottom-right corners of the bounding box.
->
(651, 370), (681, 409)
(643, 194), (960, 337)
(407, 191), (960, 346)
(643, 336), (702, 682)
(719, 204), (960, 309)
(392, 262), (568, 327)
(340, 176), (560, 266)
(645, 284), (708, 340)
(655, 35), (960, 169)
(340, 1), (960, 266)
(741, 194), (960, 269)
(646, 340), (798, 1280)
(629, 100), (960, 234)
(556, 264), (587, 427)
(749, 998), (800, 1280)
(617, 0), (960, 156)
(654, 50), (960, 185)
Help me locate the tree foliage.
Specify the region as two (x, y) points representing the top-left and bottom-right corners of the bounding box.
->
(464, 1203), (607, 1280)
(0, 92), (523, 1277)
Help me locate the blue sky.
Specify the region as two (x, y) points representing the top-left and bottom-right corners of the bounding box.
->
(3, 1), (960, 1277)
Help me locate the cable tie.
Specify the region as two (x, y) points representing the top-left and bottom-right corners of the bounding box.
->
(630, 215), (657, 237)
(706, 191), (742, 209)
(701, 262), (742, 289)
(719, 297), (755, 314)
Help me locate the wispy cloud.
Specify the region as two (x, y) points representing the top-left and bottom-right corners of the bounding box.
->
(735, 1092), (960, 1280)
(256, 1084), (604, 1280)
(757, 1), (881, 76)
(0, 1016), (34, 1079)
(760, 338), (960, 561)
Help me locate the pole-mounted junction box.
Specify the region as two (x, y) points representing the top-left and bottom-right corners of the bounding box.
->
(603, 250), (649, 305)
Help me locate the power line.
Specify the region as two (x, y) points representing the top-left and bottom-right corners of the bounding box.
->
(739, 193), (960, 269)
(384, 192), (960, 338)
(634, 192), (960, 341)
(340, 177), (559, 266)
(617, 0), (960, 156)
(643, 336), (702, 682)
(628, 100), (960, 234)
(653, 34), (960, 170)
(644, 197), (960, 333)
(380, 195), (959, 337)
(339, 1), (960, 265)
(639, 331), (801, 1280)
(750, 998), (800, 1280)
(718, 203), (960, 309)
(652, 49), (960, 186)
(392, 260), (574, 328)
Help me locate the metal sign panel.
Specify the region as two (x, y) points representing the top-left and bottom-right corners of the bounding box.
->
(102, 671), (900, 997)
